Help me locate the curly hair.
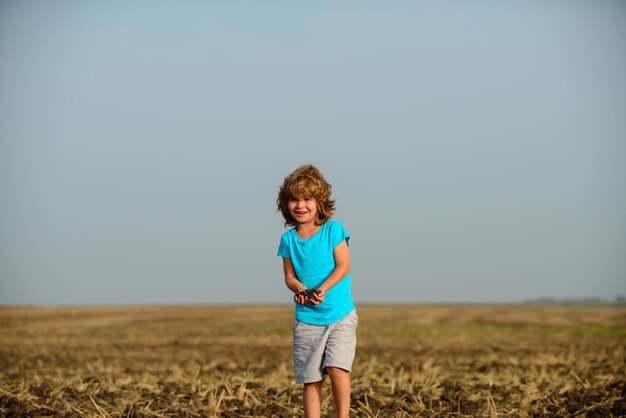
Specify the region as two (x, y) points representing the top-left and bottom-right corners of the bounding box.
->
(277, 165), (336, 227)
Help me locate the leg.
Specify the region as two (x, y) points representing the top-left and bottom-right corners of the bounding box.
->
(293, 320), (328, 418)
(323, 311), (358, 418)
(303, 380), (323, 418)
(326, 367), (351, 418)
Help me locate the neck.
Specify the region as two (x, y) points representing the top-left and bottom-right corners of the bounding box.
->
(296, 221), (321, 239)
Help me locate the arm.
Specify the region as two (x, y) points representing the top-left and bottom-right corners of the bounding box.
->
(282, 257), (309, 305)
(311, 239), (350, 305)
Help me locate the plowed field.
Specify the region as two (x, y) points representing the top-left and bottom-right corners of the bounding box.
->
(1, 305), (624, 417)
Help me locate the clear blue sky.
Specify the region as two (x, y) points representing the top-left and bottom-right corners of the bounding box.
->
(1, 1), (625, 304)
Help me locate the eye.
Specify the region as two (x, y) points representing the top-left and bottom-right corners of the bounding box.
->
(305, 198), (313, 202)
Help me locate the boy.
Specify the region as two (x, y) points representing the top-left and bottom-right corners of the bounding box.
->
(277, 164), (357, 418)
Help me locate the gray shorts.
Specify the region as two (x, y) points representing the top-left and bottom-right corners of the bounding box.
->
(292, 310), (358, 384)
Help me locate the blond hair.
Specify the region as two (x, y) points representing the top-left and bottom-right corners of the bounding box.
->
(277, 165), (336, 227)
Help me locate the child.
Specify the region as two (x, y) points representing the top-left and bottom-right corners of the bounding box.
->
(277, 164), (358, 418)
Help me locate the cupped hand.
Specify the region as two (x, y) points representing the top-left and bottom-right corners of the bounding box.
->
(294, 293), (308, 305)
(309, 289), (326, 305)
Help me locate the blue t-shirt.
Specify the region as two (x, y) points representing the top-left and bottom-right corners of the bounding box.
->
(277, 220), (355, 325)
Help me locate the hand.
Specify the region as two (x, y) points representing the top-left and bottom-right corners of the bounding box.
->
(294, 292), (309, 305)
(309, 289), (326, 305)
(294, 288), (323, 305)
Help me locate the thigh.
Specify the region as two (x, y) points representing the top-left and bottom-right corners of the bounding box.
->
(323, 310), (358, 372)
(293, 320), (328, 384)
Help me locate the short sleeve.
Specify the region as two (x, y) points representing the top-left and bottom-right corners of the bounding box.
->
(330, 221), (350, 248)
(277, 234), (290, 258)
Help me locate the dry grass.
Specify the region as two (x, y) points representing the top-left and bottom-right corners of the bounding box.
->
(1, 305), (624, 417)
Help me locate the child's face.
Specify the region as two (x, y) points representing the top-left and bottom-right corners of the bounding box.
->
(287, 196), (318, 226)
